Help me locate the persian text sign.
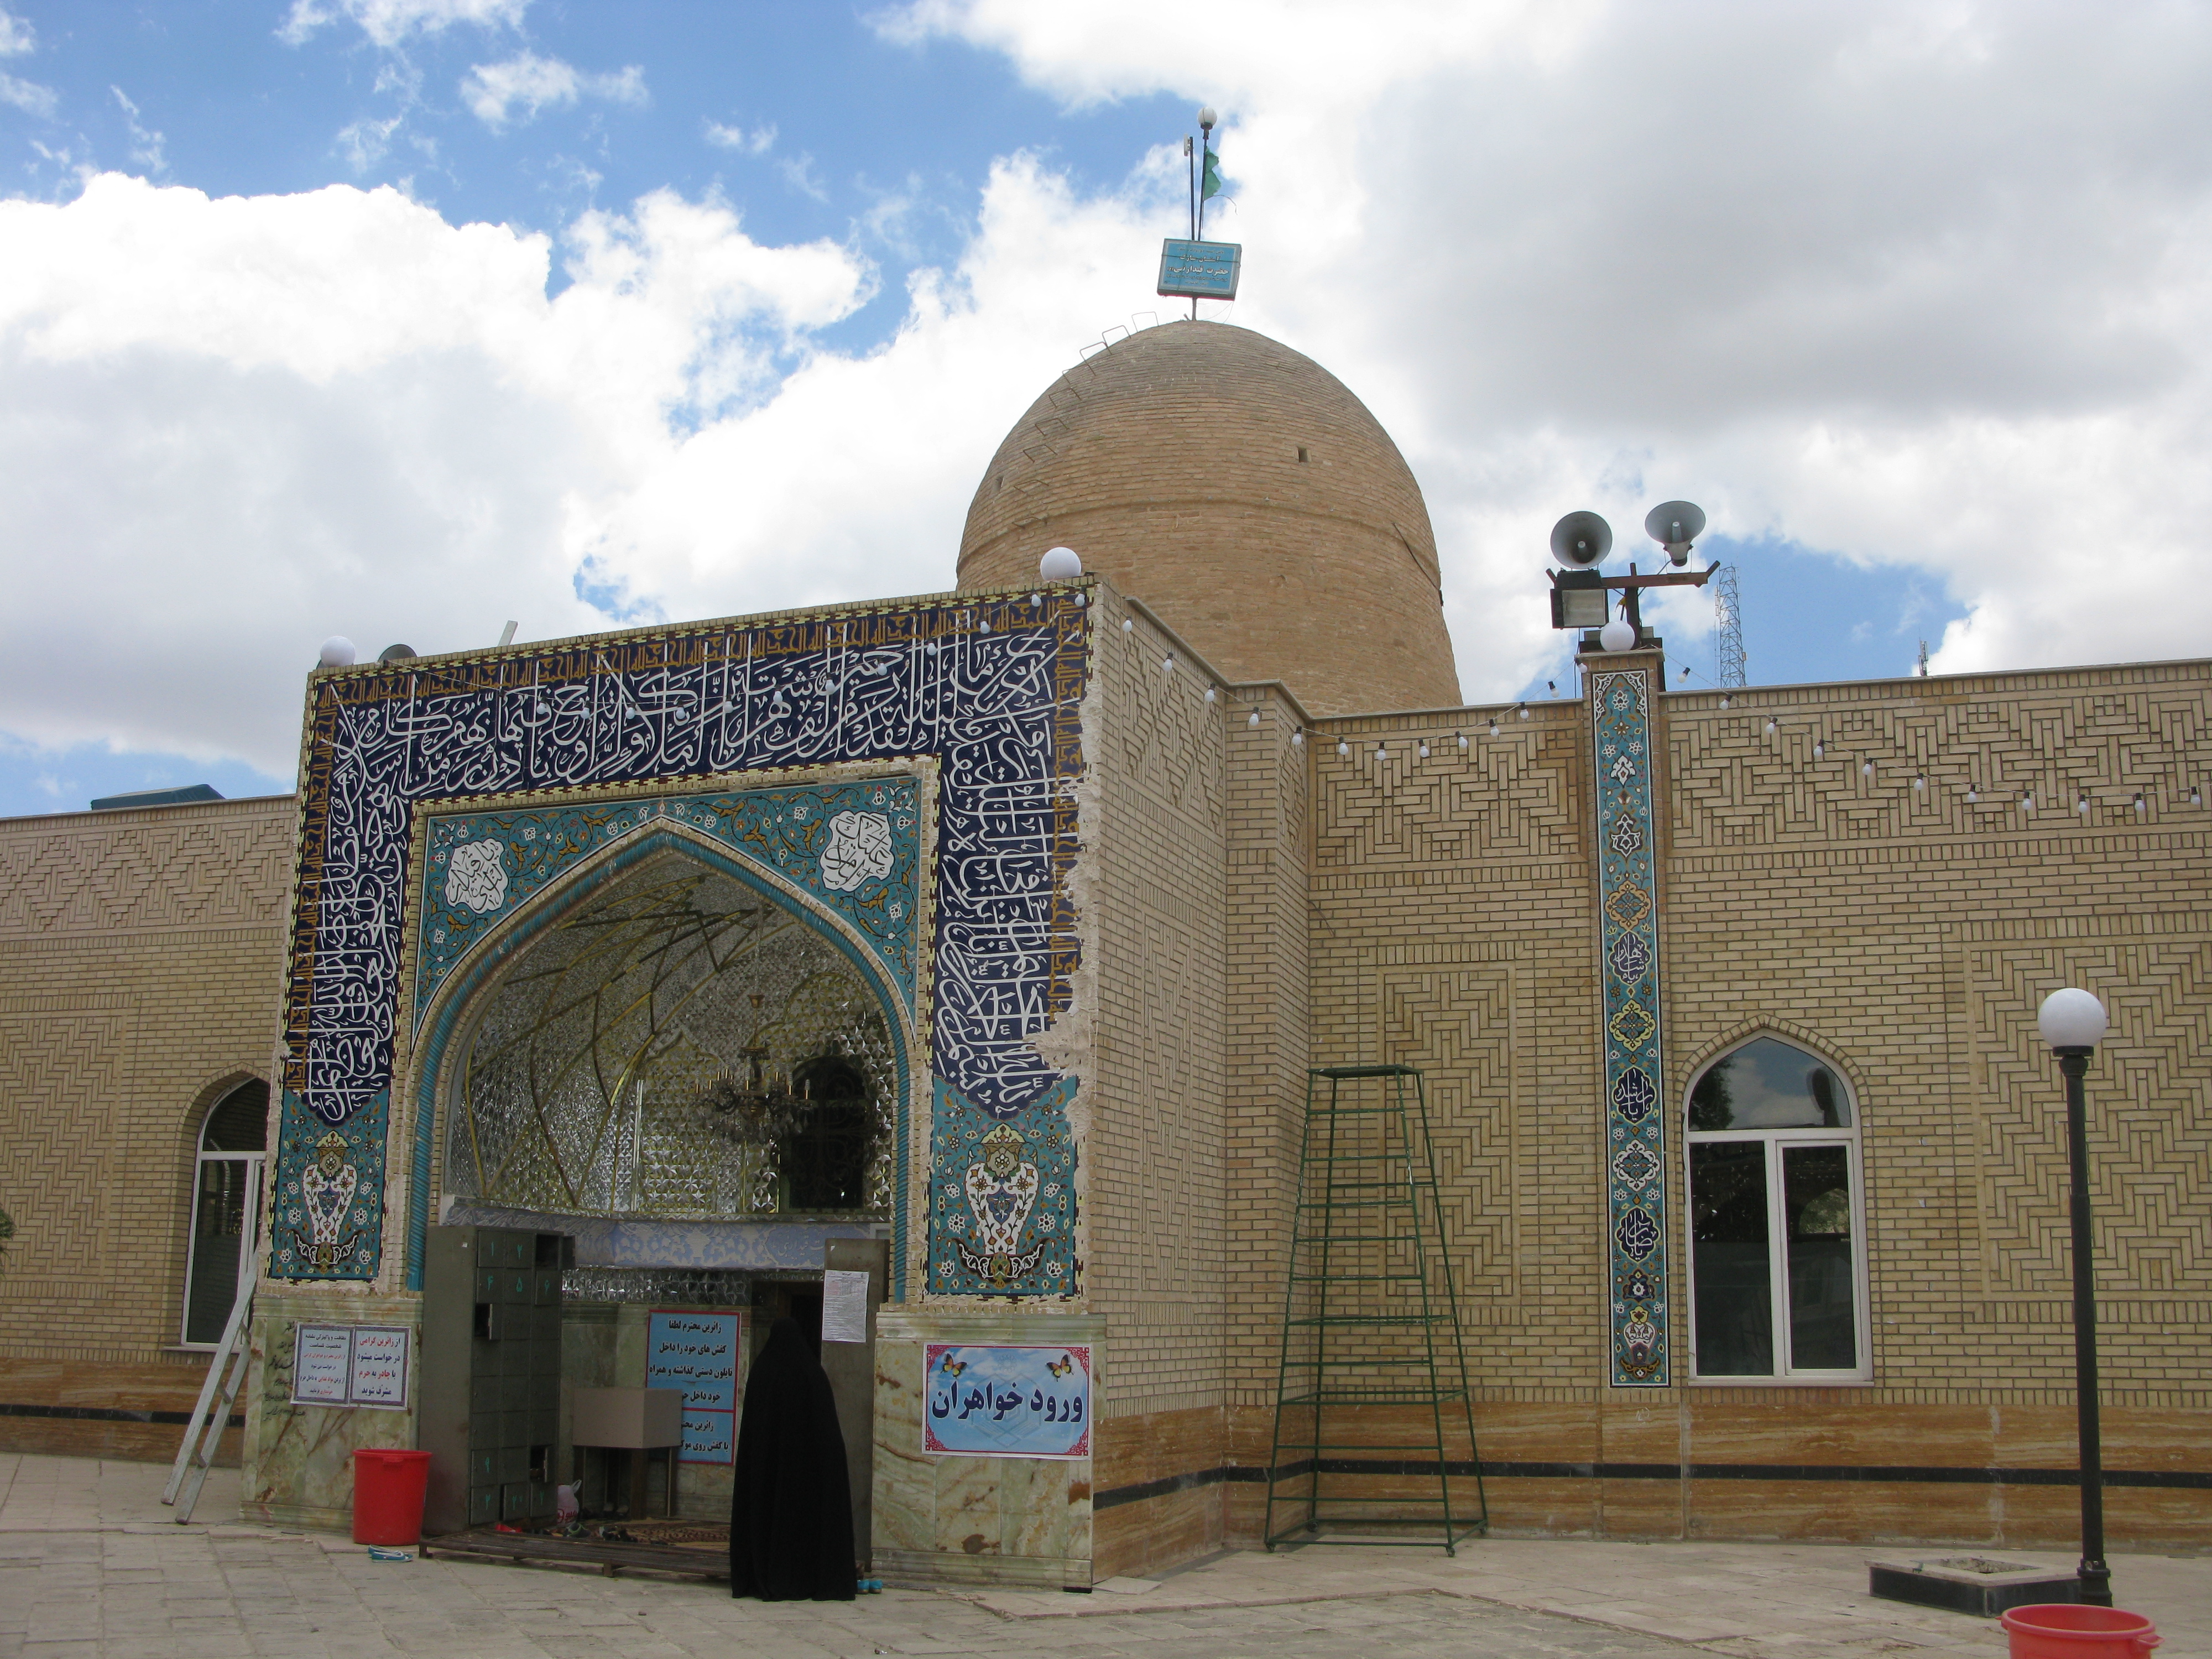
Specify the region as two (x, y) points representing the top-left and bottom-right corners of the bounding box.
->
(289, 1323), (412, 1410)
(647, 1310), (741, 1464)
(1156, 238), (1242, 299)
(924, 1343), (1091, 1459)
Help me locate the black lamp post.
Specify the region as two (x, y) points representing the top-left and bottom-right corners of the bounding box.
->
(2037, 986), (2112, 1608)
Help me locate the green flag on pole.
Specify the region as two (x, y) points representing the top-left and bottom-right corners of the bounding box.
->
(1201, 145), (1223, 201)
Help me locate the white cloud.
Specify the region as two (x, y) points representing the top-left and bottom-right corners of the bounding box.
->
(776, 153), (828, 202)
(883, 0), (2212, 687)
(0, 12), (51, 120)
(0, 174), (875, 771)
(109, 87), (167, 175)
(279, 0), (527, 49)
(705, 119), (776, 156)
(335, 113), (404, 173)
(461, 52), (646, 131)
(11, 1), (2212, 790)
(0, 70), (50, 117)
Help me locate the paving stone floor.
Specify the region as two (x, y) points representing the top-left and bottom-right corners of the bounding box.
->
(1, 1455), (2204, 1659)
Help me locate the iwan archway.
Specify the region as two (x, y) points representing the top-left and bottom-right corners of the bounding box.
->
(401, 780), (926, 1285)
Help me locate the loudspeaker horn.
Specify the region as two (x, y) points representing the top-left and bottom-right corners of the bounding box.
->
(1550, 510), (1613, 570)
(1644, 500), (1705, 567)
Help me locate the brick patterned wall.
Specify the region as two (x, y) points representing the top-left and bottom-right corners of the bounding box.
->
(1197, 659), (2212, 1548)
(1662, 663), (2212, 1403)
(0, 796), (294, 1402)
(1083, 594), (1232, 1439)
(1293, 706), (1602, 1403)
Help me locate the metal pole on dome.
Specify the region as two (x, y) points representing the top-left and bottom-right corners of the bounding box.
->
(1185, 134), (1195, 241)
(1184, 131), (1197, 321)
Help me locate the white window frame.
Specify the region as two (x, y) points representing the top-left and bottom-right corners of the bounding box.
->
(180, 1124), (265, 1352)
(1684, 1041), (1872, 1384)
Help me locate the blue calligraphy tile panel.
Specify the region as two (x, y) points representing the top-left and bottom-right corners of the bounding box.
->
(273, 594), (1090, 1292)
(1592, 667), (1669, 1386)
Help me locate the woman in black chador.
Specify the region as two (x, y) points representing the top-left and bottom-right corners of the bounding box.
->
(729, 1318), (857, 1600)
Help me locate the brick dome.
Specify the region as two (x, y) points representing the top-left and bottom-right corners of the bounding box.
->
(957, 321), (1460, 716)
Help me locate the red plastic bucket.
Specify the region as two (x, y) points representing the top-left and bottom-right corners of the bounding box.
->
(2000, 1604), (2159, 1659)
(350, 1449), (433, 1546)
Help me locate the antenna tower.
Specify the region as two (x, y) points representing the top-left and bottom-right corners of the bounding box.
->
(1712, 563), (1746, 688)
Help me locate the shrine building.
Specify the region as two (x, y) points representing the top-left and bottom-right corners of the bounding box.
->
(0, 317), (2205, 1582)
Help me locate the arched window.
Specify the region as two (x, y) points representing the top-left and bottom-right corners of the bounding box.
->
(1685, 1037), (1869, 1380)
(182, 1079), (267, 1347)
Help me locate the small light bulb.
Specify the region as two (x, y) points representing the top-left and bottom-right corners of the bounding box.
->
(1164, 655), (1175, 673)
(2077, 795), (2089, 815)
(1029, 593), (1041, 606)
(2021, 793), (2034, 812)
(1720, 695), (1731, 709)
(1121, 617), (1133, 633)
(1073, 592), (1085, 607)
(1968, 784), (1979, 804)
(1292, 729), (1304, 747)
(1913, 774), (1924, 791)
(1517, 703), (1530, 721)
(1813, 742), (1824, 760)
(1419, 741), (1430, 758)
(1248, 709), (1260, 727)
(1374, 745), (1387, 760)
(1203, 685), (1215, 702)
(2192, 787), (2203, 807)
(1457, 732), (1468, 750)
(2132, 792), (2145, 813)
(1488, 719), (1499, 737)
(1765, 718), (1777, 735)
(1337, 739), (1349, 757)
(1860, 760), (1873, 778)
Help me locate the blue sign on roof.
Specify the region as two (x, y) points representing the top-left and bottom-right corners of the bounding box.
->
(1157, 239), (1242, 300)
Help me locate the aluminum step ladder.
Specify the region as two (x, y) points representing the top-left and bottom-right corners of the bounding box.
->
(163, 1242), (257, 1524)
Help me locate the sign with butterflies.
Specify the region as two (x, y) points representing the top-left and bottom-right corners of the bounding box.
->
(923, 1343), (1091, 1459)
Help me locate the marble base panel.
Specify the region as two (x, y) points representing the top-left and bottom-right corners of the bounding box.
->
(0, 1357), (239, 1465)
(242, 1288), (424, 1532)
(1092, 1404), (1231, 1579)
(872, 1307), (1103, 1588)
(1206, 1397), (2212, 1550)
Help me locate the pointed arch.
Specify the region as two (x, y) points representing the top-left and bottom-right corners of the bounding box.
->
(400, 815), (917, 1290)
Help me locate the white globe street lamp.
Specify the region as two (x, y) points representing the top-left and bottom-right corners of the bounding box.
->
(2037, 985), (2112, 1608)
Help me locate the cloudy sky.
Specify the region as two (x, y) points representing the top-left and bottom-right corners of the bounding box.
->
(2, 2), (2208, 813)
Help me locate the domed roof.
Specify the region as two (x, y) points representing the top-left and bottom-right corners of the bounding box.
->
(957, 321), (1460, 716)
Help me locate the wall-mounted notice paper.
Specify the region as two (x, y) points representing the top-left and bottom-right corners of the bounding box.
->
(348, 1326), (411, 1408)
(292, 1325), (353, 1404)
(647, 1310), (742, 1464)
(821, 1269), (871, 1343)
(290, 1323), (411, 1410)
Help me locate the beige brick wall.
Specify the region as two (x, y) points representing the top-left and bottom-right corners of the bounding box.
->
(0, 795), (294, 1386)
(1266, 663), (2212, 1414)
(1082, 592), (1233, 1426)
(1209, 658), (2212, 1547)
